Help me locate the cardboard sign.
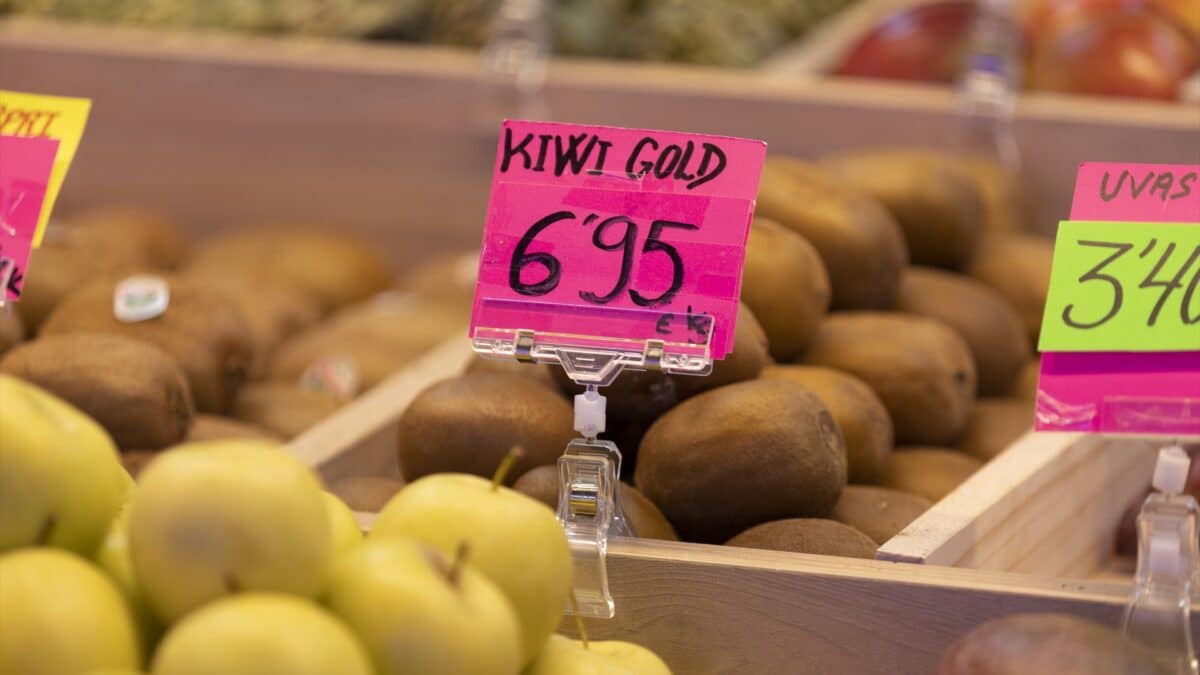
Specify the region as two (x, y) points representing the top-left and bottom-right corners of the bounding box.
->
(1071, 162), (1199, 224)
(1039, 220), (1199, 352)
(1036, 161), (1200, 435)
(0, 90), (92, 246)
(471, 120), (767, 360)
(0, 135), (59, 301)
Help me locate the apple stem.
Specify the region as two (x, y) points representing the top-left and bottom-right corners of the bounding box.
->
(490, 446), (524, 491)
(570, 590), (589, 649)
(448, 542), (470, 586)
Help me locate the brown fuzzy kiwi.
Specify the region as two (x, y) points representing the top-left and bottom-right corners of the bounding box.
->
(178, 270), (322, 378)
(956, 398), (1032, 461)
(186, 414), (281, 443)
(513, 465), (679, 541)
(884, 448), (983, 502)
(830, 485), (932, 545)
(268, 298), (460, 390)
(1011, 358), (1041, 401)
(802, 312), (977, 445)
(0, 307), (24, 354)
(233, 382), (344, 439)
(952, 156), (1034, 233)
(967, 232), (1054, 345)
(0, 333), (194, 450)
(726, 518), (877, 558)
(328, 475), (407, 512)
(396, 250), (479, 310)
(895, 267), (1031, 396)
(185, 230), (392, 312)
(740, 217), (831, 360)
(823, 149), (984, 269)
(756, 157), (908, 310)
(396, 372), (575, 485)
(635, 379), (847, 544)
(66, 206), (188, 269)
(40, 275), (253, 413)
(936, 613), (1170, 675)
(761, 365), (893, 484)
(463, 357), (561, 394)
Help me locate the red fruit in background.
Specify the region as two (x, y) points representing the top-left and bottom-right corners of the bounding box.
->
(836, 1), (977, 83)
(1021, 0), (1148, 42)
(1150, 0), (1200, 38)
(1029, 8), (1199, 99)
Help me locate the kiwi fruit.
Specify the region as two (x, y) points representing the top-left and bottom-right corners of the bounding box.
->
(956, 398), (1032, 461)
(185, 229), (392, 312)
(756, 157), (908, 310)
(396, 250), (479, 311)
(0, 307), (24, 354)
(740, 217), (831, 360)
(233, 382), (344, 439)
(0, 333), (194, 450)
(179, 270), (322, 378)
(513, 465), (679, 541)
(671, 302), (774, 400)
(953, 156), (1034, 233)
(761, 365), (893, 484)
(65, 206), (188, 269)
(40, 275), (253, 413)
(895, 267), (1031, 396)
(1011, 358), (1041, 400)
(726, 518), (877, 558)
(967, 232), (1054, 345)
(801, 312), (976, 445)
(830, 486), (932, 545)
(823, 149), (983, 269)
(635, 378), (847, 543)
(397, 372), (575, 485)
(884, 448), (983, 502)
(464, 357), (561, 393)
(186, 414), (281, 443)
(328, 475), (407, 512)
(936, 613), (1170, 675)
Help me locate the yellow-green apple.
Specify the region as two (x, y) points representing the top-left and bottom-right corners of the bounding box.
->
(525, 635), (673, 674)
(324, 537), (521, 675)
(323, 490), (363, 553)
(96, 505), (163, 654)
(151, 594), (371, 675)
(128, 440), (331, 623)
(0, 548), (141, 673)
(371, 472), (571, 666)
(588, 639), (673, 674)
(0, 374), (130, 554)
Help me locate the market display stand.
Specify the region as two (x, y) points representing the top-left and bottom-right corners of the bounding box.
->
(5, 18), (1197, 673)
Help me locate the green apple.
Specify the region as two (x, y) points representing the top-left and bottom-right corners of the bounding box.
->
(372, 473), (571, 666)
(323, 490), (363, 553)
(0, 374), (130, 554)
(95, 505), (163, 654)
(525, 635), (633, 674)
(128, 440), (332, 623)
(152, 594), (371, 675)
(325, 537), (521, 675)
(0, 548), (141, 673)
(588, 639), (673, 674)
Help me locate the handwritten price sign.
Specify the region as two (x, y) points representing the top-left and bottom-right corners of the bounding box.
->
(470, 121), (767, 359)
(0, 135), (58, 302)
(1040, 221), (1200, 352)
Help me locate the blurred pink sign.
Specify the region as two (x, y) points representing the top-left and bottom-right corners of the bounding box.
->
(1070, 162), (1199, 223)
(0, 134), (58, 302)
(470, 120), (767, 359)
(1036, 161), (1200, 435)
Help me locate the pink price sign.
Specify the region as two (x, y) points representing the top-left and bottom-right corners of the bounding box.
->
(1036, 161), (1200, 436)
(0, 134), (58, 302)
(470, 120), (767, 360)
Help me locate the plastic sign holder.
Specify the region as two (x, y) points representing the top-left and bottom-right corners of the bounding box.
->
(1037, 162), (1200, 671)
(0, 134), (59, 305)
(470, 120), (766, 618)
(479, 0), (550, 124)
(957, 0), (1021, 169)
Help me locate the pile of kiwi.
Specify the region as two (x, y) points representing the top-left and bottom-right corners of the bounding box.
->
(0, 206), (465, 482)
(391, 148), (1052, 560)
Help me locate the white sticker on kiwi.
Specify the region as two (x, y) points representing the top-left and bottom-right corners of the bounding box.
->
(298, 355), (360, 400)
(114, 274), (170, 323)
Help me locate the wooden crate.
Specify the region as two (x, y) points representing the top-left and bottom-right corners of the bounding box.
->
(5, 20), (1197, 672)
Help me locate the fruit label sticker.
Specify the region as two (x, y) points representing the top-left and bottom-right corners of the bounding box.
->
(470, 120), (767, 360)
(1036, 162), (1200, 435)
(1070, 163), (1199, 224)
(0, 134), (59, 302)
(113, 275), (170, 323)
(0, 90), (92, 246)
